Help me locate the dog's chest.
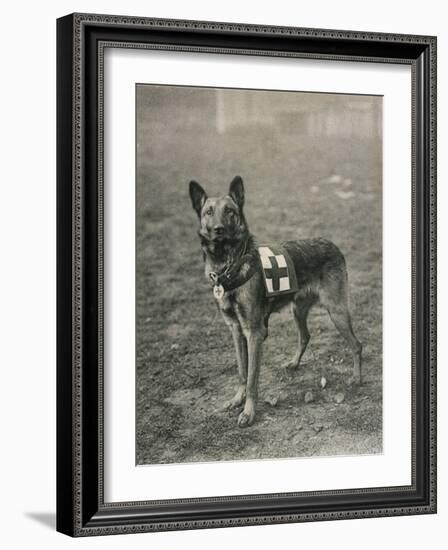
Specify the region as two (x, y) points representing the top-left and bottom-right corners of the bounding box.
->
(216, 291), (245, 324)
(204, 265), (235, 310)
(215, 292), (232, 311)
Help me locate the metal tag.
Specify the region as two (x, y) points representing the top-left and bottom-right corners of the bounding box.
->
(213, 284), (225, 299)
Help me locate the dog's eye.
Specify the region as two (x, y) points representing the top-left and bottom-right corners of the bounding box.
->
(205, 208), (213, 216)
(225, 207), (235, 216)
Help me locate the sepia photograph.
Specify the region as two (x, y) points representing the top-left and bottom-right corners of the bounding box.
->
(135, 84), (383, 466)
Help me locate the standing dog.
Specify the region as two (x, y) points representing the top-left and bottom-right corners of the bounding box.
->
(189, 176), (362, 427)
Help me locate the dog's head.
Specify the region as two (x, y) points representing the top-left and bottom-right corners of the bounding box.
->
(189, 176), (247, 245)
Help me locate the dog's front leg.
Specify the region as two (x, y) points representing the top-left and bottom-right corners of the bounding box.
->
(223, 322), (247, 410)
(238, 328), (264, 427)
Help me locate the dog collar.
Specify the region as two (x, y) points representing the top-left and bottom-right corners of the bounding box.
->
(209, 250), (260, 295)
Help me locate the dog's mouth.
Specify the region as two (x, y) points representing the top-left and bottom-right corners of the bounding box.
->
(199, 231), (233, 244)
(210, 234), (228, 243)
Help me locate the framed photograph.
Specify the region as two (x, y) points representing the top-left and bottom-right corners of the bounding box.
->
(56, 13), (437, 536)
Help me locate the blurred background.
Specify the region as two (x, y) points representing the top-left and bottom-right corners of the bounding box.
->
(136, 84), (382, 465)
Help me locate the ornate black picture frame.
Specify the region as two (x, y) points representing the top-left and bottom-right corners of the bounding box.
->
(57, 13), (437, 536)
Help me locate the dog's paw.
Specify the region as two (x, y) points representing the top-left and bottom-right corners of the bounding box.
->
(237, 402), (256, 428)
(283, 358), (301, 372)
(221, 388), (246, 411)
(237, 412), (252, 427)
(223, 398), (242, 411)
(347, 374), (362, 386)
(220, 400), (240, 413)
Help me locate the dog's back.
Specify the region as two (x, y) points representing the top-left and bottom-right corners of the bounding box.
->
(283, 237), (348, 301)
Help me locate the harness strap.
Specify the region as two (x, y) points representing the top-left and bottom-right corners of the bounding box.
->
(219, 252), (260, 291)
(210, 251), (260, 292)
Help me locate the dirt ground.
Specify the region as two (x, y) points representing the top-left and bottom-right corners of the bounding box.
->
(135, 87), (382, 465)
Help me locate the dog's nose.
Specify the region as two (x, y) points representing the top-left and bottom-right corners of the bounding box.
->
(214, 225), (224, 234)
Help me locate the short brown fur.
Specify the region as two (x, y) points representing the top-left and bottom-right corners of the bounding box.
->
(189, 177), (362, 427)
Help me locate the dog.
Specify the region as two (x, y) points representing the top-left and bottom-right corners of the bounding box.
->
(189, 176), (362, 427)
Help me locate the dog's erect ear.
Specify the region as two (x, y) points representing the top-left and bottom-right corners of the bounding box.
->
(229, 176), (244, 209)
(189, 180), (207, 217)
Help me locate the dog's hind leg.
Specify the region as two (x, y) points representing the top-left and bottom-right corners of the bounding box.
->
(284, 297), (315, 370)
(321, 273), (362, 384)
(327, 305), (362, 384)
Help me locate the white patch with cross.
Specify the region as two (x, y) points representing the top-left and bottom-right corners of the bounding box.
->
(258, 246), (291, 294)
